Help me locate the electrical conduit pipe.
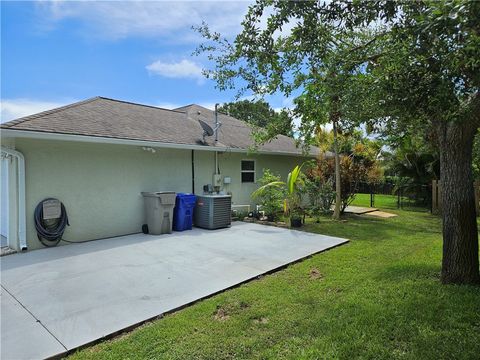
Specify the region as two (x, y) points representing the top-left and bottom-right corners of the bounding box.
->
(1, 146), (27, 251)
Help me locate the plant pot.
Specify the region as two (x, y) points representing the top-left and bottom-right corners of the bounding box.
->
(290, 218), (302, 228)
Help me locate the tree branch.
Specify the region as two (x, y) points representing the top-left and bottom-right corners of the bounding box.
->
(346, 31), (388, 54)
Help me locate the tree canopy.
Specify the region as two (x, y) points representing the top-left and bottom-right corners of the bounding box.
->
(195, 2), (369, 145)
(196, 0), (480, 284)
(218, 99), (293, 139)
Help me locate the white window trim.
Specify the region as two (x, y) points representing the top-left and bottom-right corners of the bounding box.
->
(241, 159), (256, 183)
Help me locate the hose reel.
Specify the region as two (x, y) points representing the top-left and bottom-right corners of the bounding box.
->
(34, 198), (69, 247)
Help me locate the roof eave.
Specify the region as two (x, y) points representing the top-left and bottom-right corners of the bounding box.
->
(1, 129), (316, 157)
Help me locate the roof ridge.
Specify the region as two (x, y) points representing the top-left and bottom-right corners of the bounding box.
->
(174, 103), (195, 110)
(177, 103), (301, 142)
(1, 97), (102, 128)
(0, 97), (319, 155)
(1, 96), (188, 129)
(97, 97), (186, 114)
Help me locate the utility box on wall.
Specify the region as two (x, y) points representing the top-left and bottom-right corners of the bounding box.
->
(213, 174), (222, 187)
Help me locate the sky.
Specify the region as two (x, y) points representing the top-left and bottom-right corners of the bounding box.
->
(1, 0), (293, 123)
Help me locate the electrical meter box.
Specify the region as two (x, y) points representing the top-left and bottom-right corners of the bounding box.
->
(213, 174), (222, 187)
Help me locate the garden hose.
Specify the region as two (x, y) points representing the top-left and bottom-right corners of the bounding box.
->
(34, 198), (69, 247)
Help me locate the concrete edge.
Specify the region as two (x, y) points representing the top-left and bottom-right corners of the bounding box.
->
(48, 237), (349, 360)
(347, 209), (378, 215)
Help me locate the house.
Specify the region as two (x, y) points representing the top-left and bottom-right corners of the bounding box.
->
(1, 97), (320, 251)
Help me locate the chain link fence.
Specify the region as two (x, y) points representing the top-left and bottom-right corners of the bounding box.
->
(352, 181), (432, 212)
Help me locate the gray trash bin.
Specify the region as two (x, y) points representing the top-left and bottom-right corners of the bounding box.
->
(141, 191), (176, 235)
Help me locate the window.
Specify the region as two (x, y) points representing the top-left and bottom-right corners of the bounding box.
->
(241, 160), (255, 183)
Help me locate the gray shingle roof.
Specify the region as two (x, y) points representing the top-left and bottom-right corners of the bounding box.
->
(1, 97), (322, 156)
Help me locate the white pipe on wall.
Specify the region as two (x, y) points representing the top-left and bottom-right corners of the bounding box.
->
(1, 146), (27, 251)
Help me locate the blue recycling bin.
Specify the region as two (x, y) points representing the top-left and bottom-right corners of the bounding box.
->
(173, 193), (197, 231)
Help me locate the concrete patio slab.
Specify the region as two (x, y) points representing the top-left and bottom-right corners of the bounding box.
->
(1, 222), (348, 359)
(1, 288), (66, 360)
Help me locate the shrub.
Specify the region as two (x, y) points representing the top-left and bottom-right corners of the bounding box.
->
(252, 165), (305, 226)
(252, 169), (285, 220)
(306, 151), (382, 214)
(304, 170), (335, 221)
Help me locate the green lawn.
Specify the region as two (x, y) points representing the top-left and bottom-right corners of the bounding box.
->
(70, 210), (480, 360)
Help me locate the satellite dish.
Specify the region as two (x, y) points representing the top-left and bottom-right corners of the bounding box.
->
(198, 119), (214, 143)
(198, 119), (214, 136)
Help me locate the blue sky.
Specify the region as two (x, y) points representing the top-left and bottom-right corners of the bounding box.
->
(1, 0), (292, 122)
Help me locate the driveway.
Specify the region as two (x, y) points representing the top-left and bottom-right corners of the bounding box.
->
(1, 222), (348, 359)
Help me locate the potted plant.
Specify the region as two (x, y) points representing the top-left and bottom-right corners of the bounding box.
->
(285, 182), (304, 227)
(289, 210), (303, 227)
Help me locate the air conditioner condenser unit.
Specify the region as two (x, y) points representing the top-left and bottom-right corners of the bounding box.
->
(194, 195), (231, 229)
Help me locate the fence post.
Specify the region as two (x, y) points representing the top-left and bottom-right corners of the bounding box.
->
(370, 184), (374, 208)
(397, 185), (401, 209)
(427, 181), (433, 214)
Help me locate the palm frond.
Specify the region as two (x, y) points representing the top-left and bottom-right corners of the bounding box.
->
(251, 181), (285, 198)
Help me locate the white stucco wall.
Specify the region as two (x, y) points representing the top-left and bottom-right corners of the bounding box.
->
(195, 151), (303, 207)
(14, 139), (191, 249)
(8, 138), (305, 250)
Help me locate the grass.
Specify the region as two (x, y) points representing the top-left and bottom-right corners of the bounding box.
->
(70, 209), (480, 360)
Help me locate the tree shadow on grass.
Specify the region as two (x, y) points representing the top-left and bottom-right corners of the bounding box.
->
(327, 262), (480, 358)
(303, 213), (442, 244)
(374, 262), (441, 282)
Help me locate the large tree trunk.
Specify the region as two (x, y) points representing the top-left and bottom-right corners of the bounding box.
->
(332, 119), (341, 220)
(437, 121), (479, 285)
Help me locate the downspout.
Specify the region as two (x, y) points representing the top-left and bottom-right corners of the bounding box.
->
(214, 103), (220, 176)
(1, 146), (27, 251)
(214, 103), (219, 143)
(191, 149), (195, 194)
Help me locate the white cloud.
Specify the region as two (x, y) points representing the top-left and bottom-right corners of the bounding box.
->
(35, 1), (297, 43)
(146, 59), (204, 83)
(155, 102), (184, 110)
(197, 102), (217, 110)
(36, 1), (253, 42)
(1, 99), (67, 123)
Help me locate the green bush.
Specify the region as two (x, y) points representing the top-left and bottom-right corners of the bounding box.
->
(252, 169), (285, 220)
(304, 170), (335, 222)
